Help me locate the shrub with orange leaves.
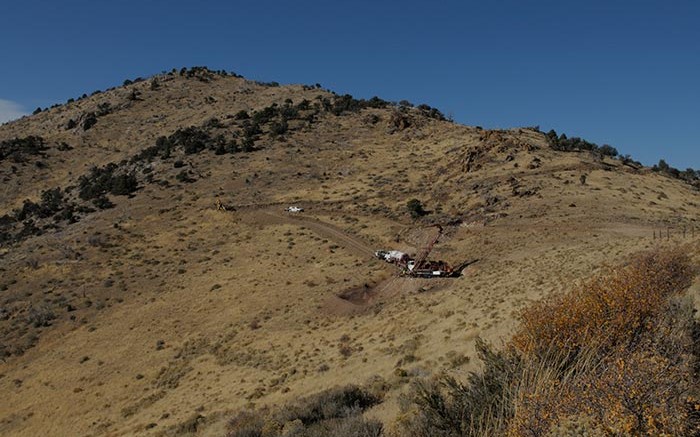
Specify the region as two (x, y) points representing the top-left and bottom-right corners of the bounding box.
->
(507, 249), (699, 436)
(511, 249), (694, 357)
(400, 249), (700, 437)
(508, 345), (698, 436)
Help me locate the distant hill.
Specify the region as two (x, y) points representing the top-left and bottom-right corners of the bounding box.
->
(0, 67), (698, 436)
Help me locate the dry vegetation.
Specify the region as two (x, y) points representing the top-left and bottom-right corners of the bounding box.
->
(0, 67), (699, 436)
(226, 384), (384, 437)
(398, 249), (700, 437)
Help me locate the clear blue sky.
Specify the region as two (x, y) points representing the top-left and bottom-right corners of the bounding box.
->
(2, 0), (698, 168)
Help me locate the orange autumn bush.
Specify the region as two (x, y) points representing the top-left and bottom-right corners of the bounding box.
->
(508, 344), (698, 436)
(511, 249), (694, 357)
(507, 249), (699, 436)
(400, 249), (700, 437)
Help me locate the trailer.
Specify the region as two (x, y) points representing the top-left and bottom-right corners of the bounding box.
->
(376, 224), (477, 279)
(405, 260), (453, 277)
(374, 250), (410, 264)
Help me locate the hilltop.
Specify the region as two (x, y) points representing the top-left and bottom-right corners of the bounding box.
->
(0, 67), (698, 436)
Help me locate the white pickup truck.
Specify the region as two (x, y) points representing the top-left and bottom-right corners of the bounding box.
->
(285, 206), (304, 213)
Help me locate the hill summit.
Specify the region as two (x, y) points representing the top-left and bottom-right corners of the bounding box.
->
(0, 67), (698, 436)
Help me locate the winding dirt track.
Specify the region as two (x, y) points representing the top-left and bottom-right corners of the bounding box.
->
(241, 209), (401, 307)
(245, 209), (376, 259)
(240, 208), (446, 312)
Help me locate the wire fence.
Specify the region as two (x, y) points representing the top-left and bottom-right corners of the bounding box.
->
(653, 226), (697, 240)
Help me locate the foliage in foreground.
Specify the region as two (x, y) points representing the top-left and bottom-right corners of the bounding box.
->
(399, 249), (699, 436)
(226, 385), (383, 437)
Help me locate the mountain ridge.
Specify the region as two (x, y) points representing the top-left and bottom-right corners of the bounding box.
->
(0, 67), (698, 436)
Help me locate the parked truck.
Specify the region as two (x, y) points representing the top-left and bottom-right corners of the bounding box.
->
(374, 250), (410, 264)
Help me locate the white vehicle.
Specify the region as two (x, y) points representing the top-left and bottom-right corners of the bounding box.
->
(285, 206), (304, 213)
(375, 250), (409, 264)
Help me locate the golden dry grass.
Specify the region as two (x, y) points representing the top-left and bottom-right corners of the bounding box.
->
(508, 249), (698, 436)
(397, 248), (699, 437)
(0, 70), (698, 436)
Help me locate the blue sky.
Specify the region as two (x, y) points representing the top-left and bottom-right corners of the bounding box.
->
(2, 0), (698, 168)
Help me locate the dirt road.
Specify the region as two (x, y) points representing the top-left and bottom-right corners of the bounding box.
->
(240, 208), (454, 312)
(243, 209), (376, 259)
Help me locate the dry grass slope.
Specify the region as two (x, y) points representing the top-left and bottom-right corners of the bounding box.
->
(399, 248), (700, 437)
(0, 67), (698, 436)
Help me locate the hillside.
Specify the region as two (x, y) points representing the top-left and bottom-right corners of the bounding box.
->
(0, 68), (698, 436)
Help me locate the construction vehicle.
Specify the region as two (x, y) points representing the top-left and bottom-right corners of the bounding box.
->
(401, 225), (451, 277)
(404, 257), (477, 278)
(405, 259), (454, 277)
(375, 224), (475, 278)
